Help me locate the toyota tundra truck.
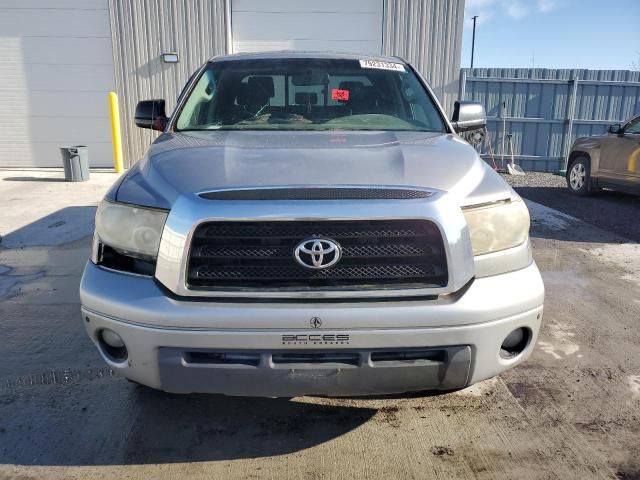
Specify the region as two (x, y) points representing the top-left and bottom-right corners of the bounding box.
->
(80, 52), (544, 397)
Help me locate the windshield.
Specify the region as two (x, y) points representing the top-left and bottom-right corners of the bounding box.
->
(175, 58), (447, 132)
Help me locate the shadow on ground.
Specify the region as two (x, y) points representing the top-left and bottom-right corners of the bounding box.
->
(124, 388), (376, 464)
(3, 176), (67, 182)
(0, 206), (96, 248)
(0, 379), (376, 466)
(517, 186), (640, 243)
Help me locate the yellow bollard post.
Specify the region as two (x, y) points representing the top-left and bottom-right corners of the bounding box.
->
(108, 91), (124, 173)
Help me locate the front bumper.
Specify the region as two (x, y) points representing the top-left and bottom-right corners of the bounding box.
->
(80, 261), (544, 396)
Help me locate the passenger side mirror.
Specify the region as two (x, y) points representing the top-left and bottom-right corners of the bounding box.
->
(451, 101), (487, 133)
(135, 100), (168, 131)
(608, 123), (623, 135)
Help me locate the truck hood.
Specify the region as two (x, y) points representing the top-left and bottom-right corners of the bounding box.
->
(114, 130), (512, 209)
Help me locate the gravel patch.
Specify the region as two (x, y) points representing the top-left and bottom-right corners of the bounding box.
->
(499, 172), (640, 243)
(500, 172), (565, 189)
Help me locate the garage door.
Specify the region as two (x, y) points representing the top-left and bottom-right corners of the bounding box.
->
(231, 0), (384, 55)
(0, 0), (115, 167)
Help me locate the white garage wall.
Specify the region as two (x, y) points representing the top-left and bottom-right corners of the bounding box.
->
(232, 0), (384, 55)
(0, 0), (115, 167)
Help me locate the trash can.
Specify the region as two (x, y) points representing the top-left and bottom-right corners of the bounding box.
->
(60, 145), (90, 182)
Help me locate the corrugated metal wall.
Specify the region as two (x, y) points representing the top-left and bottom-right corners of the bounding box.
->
(461, 68), (640, 172)
(383, 0), (465, 115)
(108, 0), (228, 165)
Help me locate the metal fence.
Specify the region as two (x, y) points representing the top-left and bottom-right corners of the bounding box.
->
(459, 68), (640, 172)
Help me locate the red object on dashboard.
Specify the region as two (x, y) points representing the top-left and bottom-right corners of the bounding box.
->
(331, 88), (350, 101)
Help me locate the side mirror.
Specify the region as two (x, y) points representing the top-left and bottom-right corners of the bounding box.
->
(134, 100), (168, 131)
(608, 123), (623, 135)
(451, 101), (487, 133)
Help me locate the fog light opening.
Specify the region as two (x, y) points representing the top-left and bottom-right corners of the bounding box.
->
(500, 327), (530, 359)
(98, 329), (128, 362)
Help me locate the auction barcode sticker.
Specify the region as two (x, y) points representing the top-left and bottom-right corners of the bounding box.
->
(359, 59), (406, 72)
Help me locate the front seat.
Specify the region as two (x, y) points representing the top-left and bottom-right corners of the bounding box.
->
(237, 76), (275, 115)
(347, 86), (382, 115)
(294, 92), (318, 116)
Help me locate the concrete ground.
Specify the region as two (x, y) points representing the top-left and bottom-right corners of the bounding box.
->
(0, 169), (638, 480)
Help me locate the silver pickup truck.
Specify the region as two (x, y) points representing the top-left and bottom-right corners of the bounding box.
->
(80, 52), (544, 397)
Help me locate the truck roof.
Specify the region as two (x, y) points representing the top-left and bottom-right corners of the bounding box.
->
(208, 50), (406, 64)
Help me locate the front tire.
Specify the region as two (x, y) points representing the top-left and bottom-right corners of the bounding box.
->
(567, 156), (592, 196)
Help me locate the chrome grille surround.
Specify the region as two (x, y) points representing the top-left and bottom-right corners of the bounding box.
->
(154, 186), (475, 299)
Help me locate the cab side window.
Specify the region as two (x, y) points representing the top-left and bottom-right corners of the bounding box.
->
(176, 69), (217, 129)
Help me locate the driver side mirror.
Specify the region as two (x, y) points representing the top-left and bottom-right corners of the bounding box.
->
(451, 101), (487, 132)
(135, 99), (168, 131)
(608, 123), (623, 135)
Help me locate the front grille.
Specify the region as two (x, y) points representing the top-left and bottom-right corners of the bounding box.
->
(187, 220), (448, 291)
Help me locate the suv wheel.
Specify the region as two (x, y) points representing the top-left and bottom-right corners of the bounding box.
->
(567, 157), (591, 196)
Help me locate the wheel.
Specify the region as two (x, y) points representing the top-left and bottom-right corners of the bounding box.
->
(567, 156), (592, 196)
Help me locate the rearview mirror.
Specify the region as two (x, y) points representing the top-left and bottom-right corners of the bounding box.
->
(608, 123), (623, 135)
(135, 100), (168, 131)
(451, 101), (486, 133)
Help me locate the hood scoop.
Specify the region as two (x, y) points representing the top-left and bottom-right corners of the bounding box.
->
(199, 186), (435, 201)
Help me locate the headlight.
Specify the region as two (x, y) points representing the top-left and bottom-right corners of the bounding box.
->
(463, 198), (530, 256)
(93, 201), (168, 262)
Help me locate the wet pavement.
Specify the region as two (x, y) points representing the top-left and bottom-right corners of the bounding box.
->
(0, 170), (639, 479)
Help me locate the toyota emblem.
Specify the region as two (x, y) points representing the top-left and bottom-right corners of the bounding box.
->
(293, 238), (342, 269)
(310, 317), (322, 328)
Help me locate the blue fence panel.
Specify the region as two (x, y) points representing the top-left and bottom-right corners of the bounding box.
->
(460, 68), (640, 172)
